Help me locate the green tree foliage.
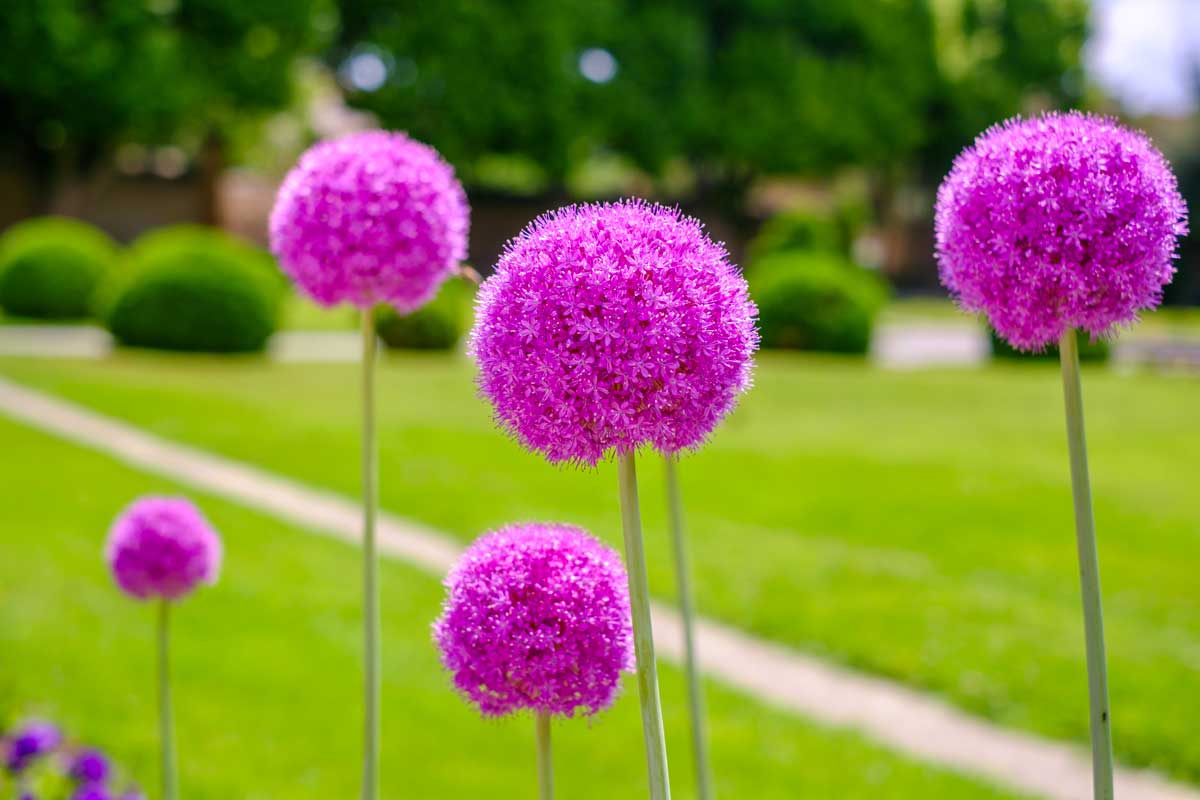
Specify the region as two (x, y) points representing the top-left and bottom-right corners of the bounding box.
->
(924, 0), (1089, 170)
(0, 0), (334, 174)
(333, 0), (1084, 187)
(333, 0), (941, 181)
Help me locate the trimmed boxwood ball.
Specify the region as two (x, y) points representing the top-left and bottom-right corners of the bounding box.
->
(376, 275), (472, 350)
(989, 328), (1111, 363)
(752, 251), (888, 354)
(0, 217), (117, 319)
(747, 210), (845, 265)
(102, 226), (282, 353)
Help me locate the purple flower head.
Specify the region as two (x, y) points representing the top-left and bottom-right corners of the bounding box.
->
(935, 112), (1188, 351)
(4, 721), (61, 774)
(105, 496), (222, 601)
(71, 786), (113, 800)
(69, 748), (110, 785)
(270, 130), (470, 312)
(470, 200), (758, 465)
(434, 523), (634, 717)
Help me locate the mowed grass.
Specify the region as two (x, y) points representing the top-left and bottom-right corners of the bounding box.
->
(0, 419), (1023, 799)
(1, 352), (1198, 783)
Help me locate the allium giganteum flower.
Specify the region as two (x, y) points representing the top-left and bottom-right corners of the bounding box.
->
(269, 130), (469, 312)
(3, 721), (61, 773)
(435, 523), (634, 717)
(470, 200), (758, 465)
(69, 748), (111, 785)
(935, 112), (1187, 350)
(106, 497), (222, 601)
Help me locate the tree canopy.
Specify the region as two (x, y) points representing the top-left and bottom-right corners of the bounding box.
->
(0, 0), (1088, 191)
(0, 0), (333, 171)
(333, 0), (1087, 187)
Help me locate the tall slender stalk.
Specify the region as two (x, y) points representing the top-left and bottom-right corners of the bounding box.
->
(157, 600), (177, 800)
(616, 453), (671, 800)
(1058, 329), (1114, 800)
(663, 455), (713, 800)
(535, 712), (554, 800)
(361, 308), (380, 800)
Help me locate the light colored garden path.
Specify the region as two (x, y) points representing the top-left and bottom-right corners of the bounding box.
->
(1, 373), (1197, 800)
(4, 323), (1200, 369)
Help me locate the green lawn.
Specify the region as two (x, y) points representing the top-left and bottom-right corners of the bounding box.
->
(1, 351), (1198, 784)
(0, 418), (1022, 798)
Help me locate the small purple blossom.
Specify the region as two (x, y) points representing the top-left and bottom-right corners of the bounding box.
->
(470, 200), (758, 465)
(71, 785), (113, 800)
(69, 748), (110, 785)
(270, 130), (470, 312)
(4, 721), (61, 774)
(105, 497), (222, 601)
(935, 112), (1188, 350)
(434, 523), (634, 717)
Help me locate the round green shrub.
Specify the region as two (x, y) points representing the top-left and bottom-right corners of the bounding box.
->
(752, 252), (888, 354)
(0, 217), (118, 319)
(989, 329), (1111, 363)
(102, 226), (282, 353)
(747, 210), (845, 267)
(376, 277), (473, 350)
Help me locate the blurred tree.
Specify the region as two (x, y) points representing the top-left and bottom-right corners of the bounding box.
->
(333, 0), (943, 193)
(333, 0), (1084, 196)
(0, 0), (335, 211)
(1166, 148), (1200, 306)
(923, 0), (1089, 172)
(875, 0), (1088, 280)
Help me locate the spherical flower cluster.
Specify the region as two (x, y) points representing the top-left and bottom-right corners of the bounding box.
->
(470, 200), (758, 465)
(3, 721), (60, 773)
(105, 496), (222, 601)
(69, 748), (110, 785)
(434, 523), (634, 717)
(73, 785), (115, 800)
(935, 112), (1187, 351)
(270, 130), (470, 312)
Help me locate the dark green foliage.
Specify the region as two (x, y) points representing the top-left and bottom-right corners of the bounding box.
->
(921, 0), (1088, 171)
(1164, 149), (1200, 306)
(334, 0), (941, 181)
(334, 0), (1083, 187)
(375, 277), (473, 351)
(0, 0), (332, 173)
(102, 226), (281, 353)
(0, 217), (117, 319)
(989, 329), (1111, 363)
(752, 252), (888, 354)
(747, 211), (847, 266)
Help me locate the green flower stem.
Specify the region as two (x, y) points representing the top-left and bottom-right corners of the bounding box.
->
(1059, 329), (1115, 800)
(617, 452), (672, 800)
(157, 600), (177, 800)
(361, 308), (380, 800)
(663, 455), (713, 800)
(536, 712), (554, 800)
